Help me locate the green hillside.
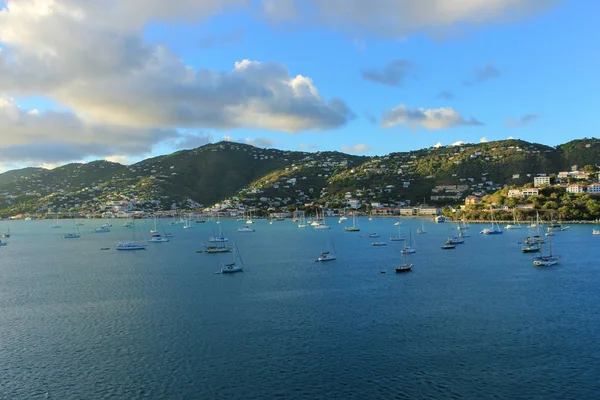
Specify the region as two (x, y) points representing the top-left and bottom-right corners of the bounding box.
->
(0, 138), (599, 216)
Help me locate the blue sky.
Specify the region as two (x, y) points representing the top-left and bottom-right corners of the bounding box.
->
(0, 0), (597, 170)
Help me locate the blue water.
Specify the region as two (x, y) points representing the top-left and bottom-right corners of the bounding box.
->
(1, 218), (600, 399)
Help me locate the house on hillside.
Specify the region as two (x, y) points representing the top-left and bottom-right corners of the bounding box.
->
(534, 176), (550, 187)
(567, 184), (586, 194)
(465, 196), (480, 205)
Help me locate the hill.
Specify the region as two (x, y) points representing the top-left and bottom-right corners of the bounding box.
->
(0, 138), (599, 216)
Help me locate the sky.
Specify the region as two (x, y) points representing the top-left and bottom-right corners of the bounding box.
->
(0, 0), (598, 171)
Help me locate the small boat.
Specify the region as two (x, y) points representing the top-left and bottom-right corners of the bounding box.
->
(533, 233), (560, 267)
(203, 244), (232, 253)
(372, 242), (387, 246)
(593, 229), (600, 235)
(394, 221), (401, 226)
(148, 232), (169, 243)
(221, 241), (245, 273)
(521, 243), (540, 253)
(401, 228), (416, 254)
(221, 263), (244, 273)
(116, 242), (147, 250)
(445, 236), (464, 245)
(238, 225), (255, 232)
(316, 231), (337, 261)
(100, 247), (110, 250)
(94, 227), (110, 233)
(0, 240), (7, 247)
(123, 221), (133, 228)
(441, 244), (456, 250)
(209, 225), (228, 242)
(368, 233), (380, 238)
(480, 207), (503, 235)
(63, 233), (80, 239)
(316, 251), (337, 261)
(505, 210), (523, 230)
(416, 220), (426, 234)
(343, 212), (360, 232)
(2, 222), (10, 238)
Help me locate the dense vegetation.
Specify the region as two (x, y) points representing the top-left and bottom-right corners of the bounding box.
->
(1, 138), (600, 217)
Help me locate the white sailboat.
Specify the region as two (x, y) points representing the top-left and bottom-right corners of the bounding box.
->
(533, 233), (560, 266)
(221, 241), (244, 273)
(480, 207), (503, 235)
(505, 210), (522, 230)
(343, 212), (360, 232)
(298, 212), (308, 228)
(51, 216), (61, 229)
(245, 210), (254, 225)
(63, 219), (81, 239)
(116, 222), (147, 250)
(316, 230), (336, 261)
(416, 219), (426, 234)
(183, 214), (194, 229)
(2, 221), (10, 238)
(209, 224), (228, 242)
(150, 216), (159, 233)
(401, 228), (416, 254)
(314, 208), (330, 230)
(390, 223), (405, 242)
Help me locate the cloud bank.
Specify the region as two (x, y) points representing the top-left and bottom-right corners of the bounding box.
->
(380, 104), (483, 130)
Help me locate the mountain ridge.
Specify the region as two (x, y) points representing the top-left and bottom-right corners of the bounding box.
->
(1, 137), (599, 216)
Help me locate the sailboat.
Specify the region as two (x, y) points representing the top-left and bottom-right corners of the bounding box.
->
(238, 223), (255, 232)
(148, 229), (169, 243)
(390, 223), (405, 242)
(313, 208), (330, 230)
(2, 221), (10, 238)
(51, 216), (61, 229)
(221, 241), (244, 273)
(183, 214), (194, 229)
(395, 243), (413, 273)
(116, 222), (147, 250)
(150, 216), (159, 233)
(343, 212), (360, 232)
(401, 229), (416, 254)
(63, 219), (81, 239)
(245, 210), (254, 225)
(297, 212), (308, 228)
(480, 207), (503, 235)
(533, 233), (560, 266)
(209, 225), (228, 242)
(416, 219), (426, 234)
(368, 210), (373, 221)
(316, 230), (336, 261)
(505, 210), (522, 230)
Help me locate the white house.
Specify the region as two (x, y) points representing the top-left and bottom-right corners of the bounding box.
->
(567, 184), (586, 194)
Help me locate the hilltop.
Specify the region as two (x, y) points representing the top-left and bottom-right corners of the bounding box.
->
(1, 137), (599, 217)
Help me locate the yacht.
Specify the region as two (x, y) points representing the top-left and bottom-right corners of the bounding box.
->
(116, 242), (147, 251)
(148, 232), (169, 243)
(238, 225), (255, 232)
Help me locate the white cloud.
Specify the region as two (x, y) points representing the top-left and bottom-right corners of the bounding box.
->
(380, 104), (483, 130)
(451, 141), (469, 146)
(506, 114), (539, 127)
(0, 1), (354, 137)
(480, 137), (488, 143)
(244, 137), (275, 148)
(507, 136), (515, 140)
(341, 144), (373, 154)
(298, 143), (318, 150)
(0, 96), (179, 164)
(105, 155), (130, 165)
(260, 0), (559, 39)
(433, 142), (443, 148)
